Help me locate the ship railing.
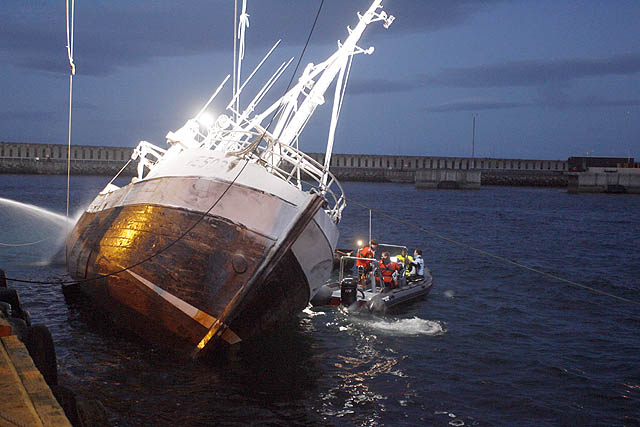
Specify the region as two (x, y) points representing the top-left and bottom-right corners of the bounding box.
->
(175, 125), (345, 222)
(253, 140), (346, 223)
(206, 129), (345, 222)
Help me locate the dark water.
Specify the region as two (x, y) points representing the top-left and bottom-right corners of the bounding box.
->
(1, 174), (639, 426)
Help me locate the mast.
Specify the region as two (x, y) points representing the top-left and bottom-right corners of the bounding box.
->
(275, 0), (394, 152)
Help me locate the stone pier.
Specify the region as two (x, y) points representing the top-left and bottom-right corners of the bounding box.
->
(568, 168), (640, 193)
(415, 169), (480, 189)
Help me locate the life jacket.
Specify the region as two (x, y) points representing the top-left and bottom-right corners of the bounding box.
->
(396, 254), (414, 276)
(356, 246), (375, 269)
(378, 259), (400, 286)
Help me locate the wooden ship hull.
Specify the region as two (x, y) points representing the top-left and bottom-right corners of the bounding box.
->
(66, 168), (338, 355)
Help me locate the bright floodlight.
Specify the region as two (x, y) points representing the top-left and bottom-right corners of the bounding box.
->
(198, 112), (214, 128)
(357, 240), (363, 247)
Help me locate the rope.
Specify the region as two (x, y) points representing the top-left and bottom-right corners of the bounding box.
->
(0, 237), (50, 247)
(107, 158), (132, 187)
(5, 0), (637, 311)
(237, 1), (249, 61)
(65, 0), (75, 221)
(235, 0), (249, 118)
(346, 197), (640, 307)
(5, 0), (326, 289)
(233, 0), (237, 121)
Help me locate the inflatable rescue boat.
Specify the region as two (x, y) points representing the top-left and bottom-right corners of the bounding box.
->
(311, 245), (433, 312)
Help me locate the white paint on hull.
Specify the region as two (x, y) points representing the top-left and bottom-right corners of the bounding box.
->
(147, 149), (310, 207)
(88, 176), (297, 241)
(83, 153), (339, 304)
(125, 268), (241, 344)
(292, 210), (339, 297)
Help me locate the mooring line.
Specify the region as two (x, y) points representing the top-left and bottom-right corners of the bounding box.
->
(346, 197), (640, 307)
(4, 0), (326, 291)
(0, 237), (51, 247)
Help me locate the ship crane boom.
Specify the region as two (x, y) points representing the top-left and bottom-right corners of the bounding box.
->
(274, 0), (394, 156)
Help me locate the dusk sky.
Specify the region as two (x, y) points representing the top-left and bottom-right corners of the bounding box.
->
(2, 0), (639, 160)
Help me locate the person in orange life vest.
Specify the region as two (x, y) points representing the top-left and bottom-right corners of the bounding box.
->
(378, 251), (402, 289)
(356, 239), (378, 274)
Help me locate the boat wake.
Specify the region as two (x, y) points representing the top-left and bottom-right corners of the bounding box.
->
(361, 316), (445, 336)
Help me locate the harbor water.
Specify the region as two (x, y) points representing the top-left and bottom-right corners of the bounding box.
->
(1, 174), (638, 426)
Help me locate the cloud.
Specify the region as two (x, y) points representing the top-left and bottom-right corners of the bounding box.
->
(423, 95), (640, 113)
(424, 99), (528, 112)
(422, 53), (640, 88)
(0, 110), (57, 121)
(370, 0), (505, 34)
(1, 1), (504, 76)
(346, 78), (417, 95)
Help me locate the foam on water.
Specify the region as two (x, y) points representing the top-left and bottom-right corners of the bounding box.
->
(362, 316), (445, 336)
(302, 306), (327, 317)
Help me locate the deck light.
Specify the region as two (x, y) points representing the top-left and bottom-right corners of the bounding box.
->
(198, 112), (214, 128)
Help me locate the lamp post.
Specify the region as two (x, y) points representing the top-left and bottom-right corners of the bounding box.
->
(472, 113), (477, 168)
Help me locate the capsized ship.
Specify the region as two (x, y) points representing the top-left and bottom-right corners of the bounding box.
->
(65, 1), (395, 355)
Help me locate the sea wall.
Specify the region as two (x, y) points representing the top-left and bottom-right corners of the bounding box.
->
(0, 157), (136, 176)
(0, 141), (570, 186)
(567, 168), (640, 193)
(481, 170), (567, 187)
(415, 169), (481, 189)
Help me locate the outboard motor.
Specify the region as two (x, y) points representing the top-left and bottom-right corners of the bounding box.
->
(340, 277), (358, 306)
(310, 284), (334, 307)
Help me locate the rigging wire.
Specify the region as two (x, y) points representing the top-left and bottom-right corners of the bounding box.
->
(65, 0), (75, 221)
(5, 0), (326, 289)
(232, 0), (237, 121)
(346, 197), (640, 308)
(236, 0), (249, 117)
(4, 0), (636, 311)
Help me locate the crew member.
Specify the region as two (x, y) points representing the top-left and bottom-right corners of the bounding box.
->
(356, 239), (378, 276)
(378, 251), (401, 289)
(395, 248), (414, 276)
(410, 249), (425, 278)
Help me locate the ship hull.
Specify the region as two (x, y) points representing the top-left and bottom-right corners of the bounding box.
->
(66, 174), (337, 353)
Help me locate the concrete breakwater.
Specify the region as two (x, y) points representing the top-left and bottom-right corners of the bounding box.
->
(0, 158), (569, 187)
(415, 169), (481, 189)
(0, 157), (137, 176)
(568, 168), (640, 193)
(326, 167), (566, 187)
(1, 141), (569, 186)
(481, 170), (567, 187)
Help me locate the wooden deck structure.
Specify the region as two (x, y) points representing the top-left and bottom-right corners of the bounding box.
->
(0, 317), (70, 426)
